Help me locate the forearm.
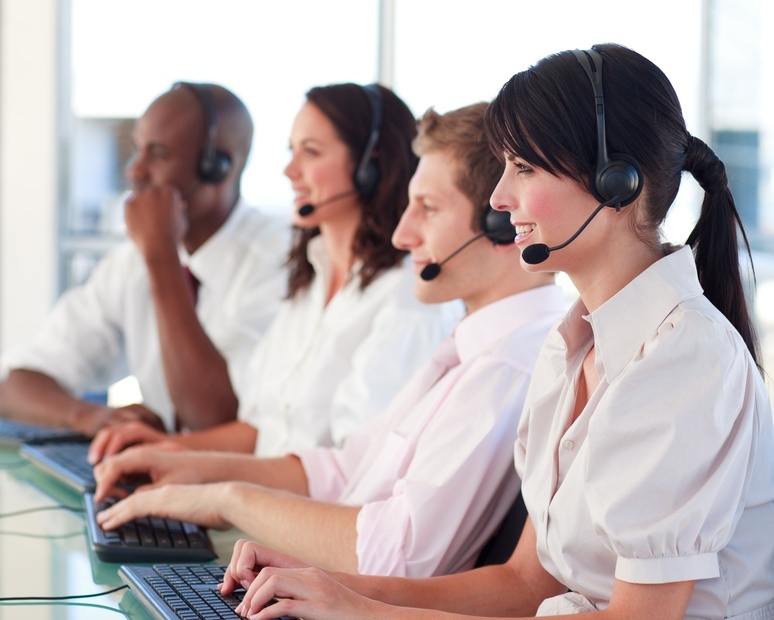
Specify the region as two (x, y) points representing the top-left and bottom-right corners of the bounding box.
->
(235, 454), (310, 495)
(165, 452), (310, 494)
(0, 369), (105, 432)
(145, 252), (238, 429)
(334, 563), (532, 615)
(334, 519), (562, 616)
(220, 481), (360, 573)
(174, 420), (258, 453)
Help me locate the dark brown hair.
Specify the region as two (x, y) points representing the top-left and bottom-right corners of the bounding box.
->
(286, 83), (418, 297)
(485, 43), (759, 366)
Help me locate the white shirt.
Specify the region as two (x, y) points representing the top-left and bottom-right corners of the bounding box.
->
(516, 246), (774, 619)
(299, 286), (565, 577)
(240, 236), (464, 457)
(1, 201), (291, 430)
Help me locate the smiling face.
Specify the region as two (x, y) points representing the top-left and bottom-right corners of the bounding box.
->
(490, 154), (604, 273)
(283, 102), (362, 228)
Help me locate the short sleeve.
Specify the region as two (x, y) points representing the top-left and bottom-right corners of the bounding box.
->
(584, 311), (758, 584)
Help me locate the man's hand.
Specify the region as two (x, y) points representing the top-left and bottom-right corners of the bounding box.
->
(124, 185), (188, 262)
(72, 402), (165, 438)
(95, 482), (232, 531)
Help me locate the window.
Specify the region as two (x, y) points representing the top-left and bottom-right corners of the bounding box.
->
(62, 0), (774, 390)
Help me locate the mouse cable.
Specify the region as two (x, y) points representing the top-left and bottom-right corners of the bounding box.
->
(0, 584), (128, 603)
(0, 504), (83, 519)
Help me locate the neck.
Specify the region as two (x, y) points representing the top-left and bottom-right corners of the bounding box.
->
(183, 192), (238, 254)
(319, 219), (359, 303)
(569, 238), (663, 313)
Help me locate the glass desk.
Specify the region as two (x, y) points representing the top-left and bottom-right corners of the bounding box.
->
(0, 447), (243, 619)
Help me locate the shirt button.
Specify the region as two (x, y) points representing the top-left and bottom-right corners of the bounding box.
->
(562, 440), (574, 451)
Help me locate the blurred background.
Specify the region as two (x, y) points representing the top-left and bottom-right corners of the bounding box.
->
(1, 0), (772, 391)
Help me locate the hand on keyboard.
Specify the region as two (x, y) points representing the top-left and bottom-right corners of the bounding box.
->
(95, 481), (232, 531)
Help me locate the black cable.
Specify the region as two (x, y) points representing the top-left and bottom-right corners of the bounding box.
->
(0, 504), (83, 519)
(0, 584), (128, 603)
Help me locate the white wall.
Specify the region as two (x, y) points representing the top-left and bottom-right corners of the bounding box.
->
(0, 0), (60, 353)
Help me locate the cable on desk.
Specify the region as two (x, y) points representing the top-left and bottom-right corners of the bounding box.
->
(0, 504), (84, 519)
(0, 529), (83, 539)
(0, 584), (128, 603)
(0, 460), (32, 470)
(0, 601), (130, 616)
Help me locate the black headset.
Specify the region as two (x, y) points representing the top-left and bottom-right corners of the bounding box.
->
(354, 83), (383, 197)
(174, 82), (233, 184)
(481, 207), (516, 244)
(573, 49), (643, 207)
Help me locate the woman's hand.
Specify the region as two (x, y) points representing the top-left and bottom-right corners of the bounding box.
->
(88, 419), (177, 465)
(233, 565), (394, 620)
(220, 538), (311, 595)
(92, 445), (208, 501)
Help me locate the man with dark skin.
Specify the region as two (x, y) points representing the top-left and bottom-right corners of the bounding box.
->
(0, 83), (289, 436)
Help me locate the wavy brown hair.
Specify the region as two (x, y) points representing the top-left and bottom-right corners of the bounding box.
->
(286, 83), (418, 298)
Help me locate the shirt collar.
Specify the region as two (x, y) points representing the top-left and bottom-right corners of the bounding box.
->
(454, 284), (566, 364)
(181, 199), (249, 287)
(558, 245), (704, 380)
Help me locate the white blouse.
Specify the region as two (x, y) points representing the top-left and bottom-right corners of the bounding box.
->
(239, 236), (463, 457)
(516, 246), (774, 619)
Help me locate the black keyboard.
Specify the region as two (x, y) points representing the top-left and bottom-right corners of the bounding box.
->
(119, 564), (297, 619)
(20, 441), (96, 492)
(0, 418), (85, 449)
(84, 493), (217, 563)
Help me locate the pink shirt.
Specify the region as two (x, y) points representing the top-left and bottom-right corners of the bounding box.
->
(298, 285), (565, 577)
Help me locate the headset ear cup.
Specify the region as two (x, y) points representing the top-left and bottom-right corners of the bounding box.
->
(482, 208), (516, 245)
(199, 150), (232, 184)
(354, 160), (380, 197)
(353, 84), (383, 198)
(594, 152), (643, 206)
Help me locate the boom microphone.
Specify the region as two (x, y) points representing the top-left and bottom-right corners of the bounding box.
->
(420, 233), (486, 281)
(521, 196), (624, 265)
(298, 190), (359, 217)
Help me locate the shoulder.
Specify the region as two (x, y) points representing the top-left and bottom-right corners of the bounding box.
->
(647, 296), (750, 370)
(80, 240), (145, 284)
(230, 204), (291, 248)
(364, 260), (464, 322)
(488, 319), (558, 371)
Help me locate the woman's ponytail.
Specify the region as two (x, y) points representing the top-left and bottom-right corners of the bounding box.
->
(684, 136), (760, 367)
